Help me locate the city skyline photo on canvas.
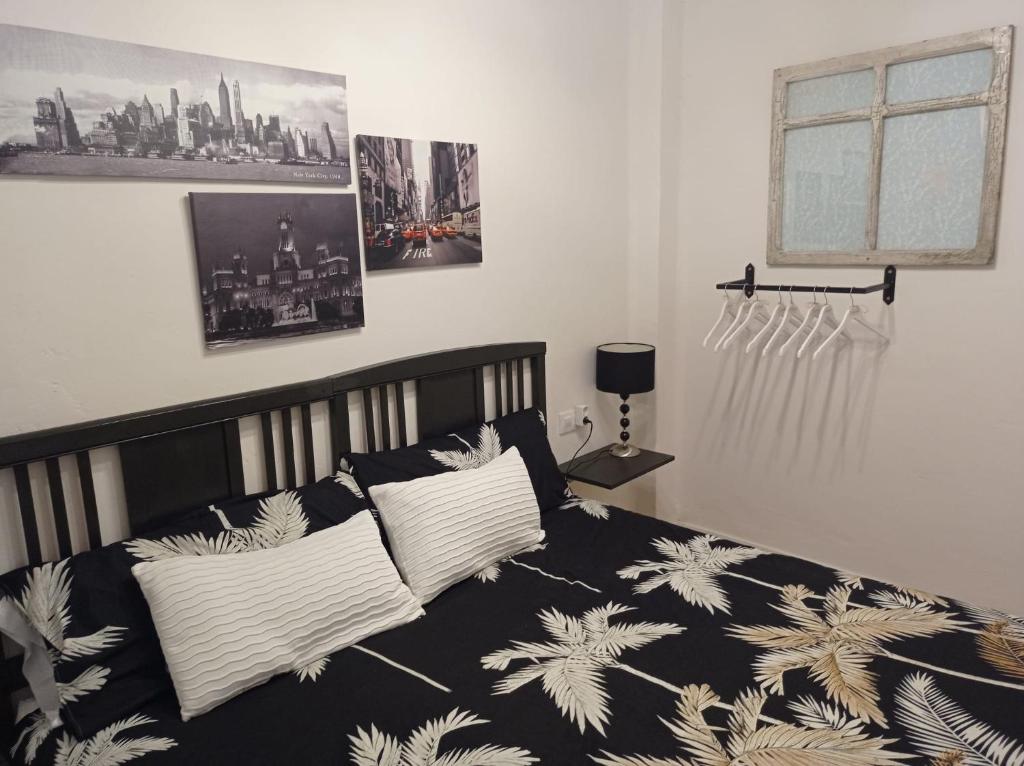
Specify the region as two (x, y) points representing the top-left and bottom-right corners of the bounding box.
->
(189, 193), (363, 348)
(0, 24), (350, 184)
(357, 134), (482, 271)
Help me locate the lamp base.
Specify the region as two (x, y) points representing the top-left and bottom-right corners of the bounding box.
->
(610, 443), (641, 458)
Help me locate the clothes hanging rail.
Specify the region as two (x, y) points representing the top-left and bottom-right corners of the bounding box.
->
(716, 263), (897, 305)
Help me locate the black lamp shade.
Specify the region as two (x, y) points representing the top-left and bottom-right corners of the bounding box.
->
(596, 343), (655, 394)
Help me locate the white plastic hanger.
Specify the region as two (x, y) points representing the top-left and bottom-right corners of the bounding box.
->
(778, 287), (821, 357)
(713, 292), (752, 351)
(720, 287), (770, 351)
(797, 289), (848, 358)
(702, 287), (737, 348)
(812, 288), (889, 359)
(745, 287), (784, 354)
(762, 286), (803, 357)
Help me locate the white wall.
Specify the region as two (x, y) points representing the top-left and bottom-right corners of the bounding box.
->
(0, 0), (651, 570)
(4, 0), (1022, 615)
(652, 0), (1024, 613)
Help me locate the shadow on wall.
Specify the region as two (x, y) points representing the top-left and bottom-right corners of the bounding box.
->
(695, 304), (895, 478)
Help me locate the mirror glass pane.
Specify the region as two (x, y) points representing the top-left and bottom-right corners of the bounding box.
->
(877, 106), (986, 250)
(786, 69), (875, 118)
(886, 49), (993, 104)
(782, 120), (872, 251)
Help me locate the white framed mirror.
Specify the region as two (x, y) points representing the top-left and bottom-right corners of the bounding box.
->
(767, 26), (1013, 266)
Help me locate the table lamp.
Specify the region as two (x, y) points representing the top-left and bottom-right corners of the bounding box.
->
(595, 342), (655, 458)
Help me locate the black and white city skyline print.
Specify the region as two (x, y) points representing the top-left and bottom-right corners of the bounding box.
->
(357, 134), (482, 271)
(0, 24), (350, 184)
(189, 193), (364, 348)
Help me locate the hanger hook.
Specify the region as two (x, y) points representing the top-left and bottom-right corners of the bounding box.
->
(788, 285), (795, 305)
(849, 286), (856, 308)
(823, 288), (830, 305)
(777, 285), (783, 304)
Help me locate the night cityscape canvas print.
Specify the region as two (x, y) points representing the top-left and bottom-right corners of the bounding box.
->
(357, 134), (482, 271)
(189, 193), (364, 348)
(0, 24), (350, 184)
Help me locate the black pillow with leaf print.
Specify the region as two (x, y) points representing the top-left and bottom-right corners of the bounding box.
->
(0, 472), (367, 752)
(344, 407), (567, 512)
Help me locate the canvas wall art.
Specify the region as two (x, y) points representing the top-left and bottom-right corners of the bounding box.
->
(356, 134), (482, 271)
(0, 24), (350, 184)
(189, 193), (363, 348)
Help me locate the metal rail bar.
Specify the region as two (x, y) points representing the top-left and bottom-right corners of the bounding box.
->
(715, 264), (896, 304)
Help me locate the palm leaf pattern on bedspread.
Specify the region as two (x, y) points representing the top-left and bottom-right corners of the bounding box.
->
(894, 673), (1024, 766)
(560, 487), (610, 520)
(594, 683), (911, 765)
(52, 715), (176, 766)
(618, 535), (763, 615)
(957, 604), (1024, 682)
(9, 501), (1024, 765)
(482, 603), (684, 735)
(349, 708), (537, 766)
(727, 584), (965, 727)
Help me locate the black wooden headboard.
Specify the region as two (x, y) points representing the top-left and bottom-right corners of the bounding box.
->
(0, 341), (545, 745)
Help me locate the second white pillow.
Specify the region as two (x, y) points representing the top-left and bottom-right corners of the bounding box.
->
(369, 446), (544, 603)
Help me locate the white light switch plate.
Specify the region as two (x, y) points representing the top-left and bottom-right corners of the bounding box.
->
(557, 410), (575, 435)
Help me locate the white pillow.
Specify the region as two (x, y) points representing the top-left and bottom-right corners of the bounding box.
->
(369, 446), (544, 603)
(132, 510), (422, 721)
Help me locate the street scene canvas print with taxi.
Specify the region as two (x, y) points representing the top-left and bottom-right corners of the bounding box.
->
(189, 192), (364, 348)
(357, 134), (482, 271)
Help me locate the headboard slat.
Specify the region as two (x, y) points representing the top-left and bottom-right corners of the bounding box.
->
(224, 420), (245, 499)
(300, 404), (315, 484)
(260, 412), (278, 492)
(45, 458), (73, 560)
(13, 464), (42, 565)
(329, 394), (350, 466)
(378, 386), (391, 450)
(280, 408), (296, 489)
(493, 364), (503, 416)
(473, 368), (485, 422)
(395, 383), (408, 447)
(530, 355), (546, 417)
(362, 389), (376, 452)
(516, 359), (525, 411)
(76, 451), (102, 550)
(505, 363), (513, 415)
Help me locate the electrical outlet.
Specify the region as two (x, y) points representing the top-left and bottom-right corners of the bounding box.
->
(574, 404), (589, 427)
(557, 410), (575, 435)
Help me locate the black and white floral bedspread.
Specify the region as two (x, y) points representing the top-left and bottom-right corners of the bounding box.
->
(12, 501), (1024, 765)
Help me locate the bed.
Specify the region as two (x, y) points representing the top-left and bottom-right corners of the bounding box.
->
(2, 343), (1022, 766)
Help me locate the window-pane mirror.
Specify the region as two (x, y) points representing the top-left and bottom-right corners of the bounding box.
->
(768, 26), (1012, 265)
